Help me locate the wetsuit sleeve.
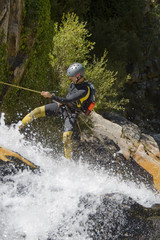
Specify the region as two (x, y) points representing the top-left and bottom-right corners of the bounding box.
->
(51, 88), (88, 104)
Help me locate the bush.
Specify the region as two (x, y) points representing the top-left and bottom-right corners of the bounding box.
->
(86, 51), (129, 112)
(49, 13), (129, 112)
(0, 32), (9, 94)
(49, 12), (95, 93)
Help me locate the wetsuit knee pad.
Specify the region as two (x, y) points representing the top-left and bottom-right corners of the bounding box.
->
(31, 106), (46, 118)
(21, 106), (45, 128)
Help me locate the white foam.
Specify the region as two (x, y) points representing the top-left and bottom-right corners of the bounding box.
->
(0, 113), (160, 240)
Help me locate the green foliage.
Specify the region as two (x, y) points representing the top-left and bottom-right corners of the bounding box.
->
(20, 0), (54, 108)
(49, 0), (160, 72)
(145, 3), (160, 58)
(50, 0), (91, 22)
(87, 0), (145, 64)
(49, 12), (95, 92)
(1, 0), (160, 126)
(49, 13), (128, 112)
(86, 51), (129, 112)
(2, 0), (54, 119)
(0, 32), (9, 94)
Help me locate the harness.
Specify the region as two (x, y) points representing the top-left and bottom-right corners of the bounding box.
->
(76, 86), (90, 108)
(76, 82), (96, 115)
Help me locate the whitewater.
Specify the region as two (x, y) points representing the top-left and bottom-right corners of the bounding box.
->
(0, 113), (160, 240)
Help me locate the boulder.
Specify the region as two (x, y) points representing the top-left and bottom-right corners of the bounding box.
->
(48, 193), (160, 240)
(86, 193), (155, 240)
(75, 111), (160, 192)
(0, 145), (39, 176)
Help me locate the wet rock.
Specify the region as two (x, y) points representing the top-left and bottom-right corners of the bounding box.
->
(74, 112), (160, 192)
(0, 146), (40, 176)
(85, 193), (156, 240)
(48, 193), (160, 240)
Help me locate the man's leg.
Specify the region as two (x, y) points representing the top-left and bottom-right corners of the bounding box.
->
(20, 106), (45, 129)
(20, 102), (59, 129)
(63, 131), (73, 160)
(63, 111), (78, 159)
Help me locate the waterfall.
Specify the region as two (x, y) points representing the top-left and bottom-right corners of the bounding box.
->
(1, 113), (160, 240)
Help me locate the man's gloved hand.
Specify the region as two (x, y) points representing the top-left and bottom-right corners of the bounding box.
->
(41, 91), (52, 98)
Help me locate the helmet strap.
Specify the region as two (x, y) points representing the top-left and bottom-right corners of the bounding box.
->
(76, 76), (84, 84)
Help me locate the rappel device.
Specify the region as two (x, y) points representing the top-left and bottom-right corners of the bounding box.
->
(84, 82), (96, 116)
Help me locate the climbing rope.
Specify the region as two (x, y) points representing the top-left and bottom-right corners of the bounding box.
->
(0, 81), (41, 94)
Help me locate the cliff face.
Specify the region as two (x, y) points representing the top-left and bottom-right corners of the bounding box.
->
(0, 0), (24, 57)
(0, 0), (10, 43)
(0, 0), (160, 132)
(0, 0), (27, 104)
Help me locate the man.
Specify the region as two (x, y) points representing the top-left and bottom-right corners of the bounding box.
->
(19, 63), (91, 160)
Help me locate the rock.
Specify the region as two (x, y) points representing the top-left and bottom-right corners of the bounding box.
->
(147, 216), (160, 240)
(48, 192), (160, 240)
(122, 122), (141, 142)
(91, 111), (136, 160)
(0, 0), (24, 56)
(78, 111), (160, 192)
(0, 0), (10, 42)
(133, 133), (160, 186)
(86, 193), (155, 240)
(0, 146), (39, 176)
(151, 203), (160, 211)
(130, 64), (140, 82)
(152, 134), (160, 148)
(7, 0), (24, 56)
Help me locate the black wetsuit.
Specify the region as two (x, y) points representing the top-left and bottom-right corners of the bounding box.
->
(45, 81), (89, 132)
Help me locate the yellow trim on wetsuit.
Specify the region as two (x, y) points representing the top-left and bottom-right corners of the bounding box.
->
(20, 106), (46, 129)
(76, 86), (90, 108)
(63, 131), (73, 160)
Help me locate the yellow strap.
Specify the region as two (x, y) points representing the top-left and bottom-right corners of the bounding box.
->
(76, 86), (90, 108)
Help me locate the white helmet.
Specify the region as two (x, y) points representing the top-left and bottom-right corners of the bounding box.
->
(67, 63), (85, 77)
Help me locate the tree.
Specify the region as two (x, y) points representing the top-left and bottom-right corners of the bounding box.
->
(49, 12), (95, 93)
(50, 12), (128, 112)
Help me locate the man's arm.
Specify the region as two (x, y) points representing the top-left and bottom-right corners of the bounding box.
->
(41, 88), (88, 104)
(51, 89), (88, 104)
